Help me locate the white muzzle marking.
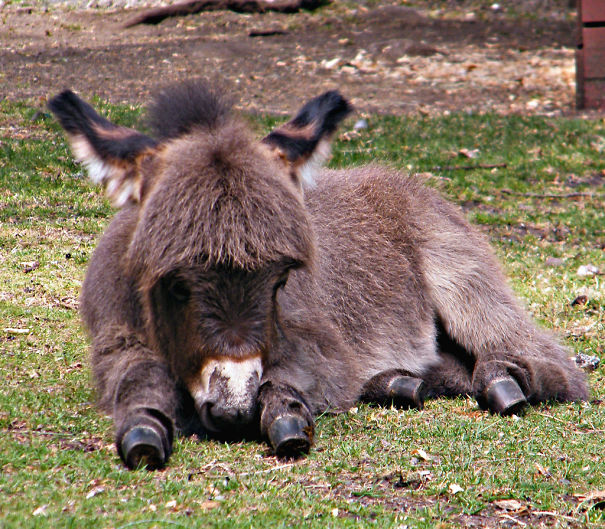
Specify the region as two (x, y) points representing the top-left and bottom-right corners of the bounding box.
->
(191, 356), (263, 413)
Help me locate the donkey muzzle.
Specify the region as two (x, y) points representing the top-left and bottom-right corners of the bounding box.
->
(189, 356), (263, 434)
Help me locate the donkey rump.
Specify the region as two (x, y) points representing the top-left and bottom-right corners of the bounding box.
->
(49, 81), (588, 470)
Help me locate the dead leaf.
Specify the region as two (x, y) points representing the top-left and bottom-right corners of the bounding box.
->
(577, 264), (599, 277)
(458, 148), (480, 159)
(493, 499), (524, 511)
(21, 261), (39, 273)
(198, 500), (220, 510)
(55, 296), (78, 310)
(449, 483), (464, 494)
(86, 486), (105, 499)
(534, 462), (552, 478)
(33, 505), (48, 516)
(411, 448), (431, 461)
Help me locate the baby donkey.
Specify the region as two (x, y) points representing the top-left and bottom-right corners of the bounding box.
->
(49, 80), (588, 470)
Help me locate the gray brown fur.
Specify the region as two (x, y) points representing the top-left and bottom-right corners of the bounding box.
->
(48, 81), (588, 468)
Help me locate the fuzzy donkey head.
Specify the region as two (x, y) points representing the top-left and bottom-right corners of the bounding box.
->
(49, 80), (352, 434)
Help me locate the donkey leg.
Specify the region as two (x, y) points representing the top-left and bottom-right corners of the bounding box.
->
(92, 331), (177, 470)
(113, 361), (177, 470)
(422, 226), (588, 414)
(473, 344), (589, 414)
(360, 369), (427, 409)
(258, 381), (314, 459)
(421, 348), (474, 399)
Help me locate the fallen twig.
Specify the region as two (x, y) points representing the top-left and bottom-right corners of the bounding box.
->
(533, 511), (580, 522)
(430, 163), (507, 171)
(188, 462), (295, 480)
(499, 513), (527, 527)
(535, 412), (568, 425)
(124, 0), (327, 28)
(500, 189), (604, 199)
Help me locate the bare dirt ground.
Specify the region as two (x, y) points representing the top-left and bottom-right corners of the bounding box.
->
(0, 1), (586, 116)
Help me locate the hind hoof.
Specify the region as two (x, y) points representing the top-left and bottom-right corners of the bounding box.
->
(484, 378), (527, 416)
(120, 426), (166, 470)
(268, 415), (312, 459)
(388, 376), (426, 410)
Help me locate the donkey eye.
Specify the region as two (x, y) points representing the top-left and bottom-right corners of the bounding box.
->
(167, 278), (190, 303)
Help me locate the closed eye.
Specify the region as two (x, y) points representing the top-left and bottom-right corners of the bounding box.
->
(162, 275), (190, 303)
(170, 280), (190, 302)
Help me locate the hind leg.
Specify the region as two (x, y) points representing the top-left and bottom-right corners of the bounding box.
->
(421, 348), (474, 399)
(421, 217), (589, 414)
(360, 369), (427, 409)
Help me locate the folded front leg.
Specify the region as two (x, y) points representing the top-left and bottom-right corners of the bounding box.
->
(92, 330), (178, 470)
(258, 381), (314, 459)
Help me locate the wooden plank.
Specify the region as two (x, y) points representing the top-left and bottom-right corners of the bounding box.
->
(584, 48), (605, 77)
(583, 27), (605, 48)
(581, 28), (605, 79)
(581, 0), (605, 23)
(584, 79), (605, 109)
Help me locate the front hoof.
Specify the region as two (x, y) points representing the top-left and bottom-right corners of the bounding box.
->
(267, 415), (313, 459)
(484, 378), (527, 416)
(120, 426), (166, 470)
(388, 376), (426, 410)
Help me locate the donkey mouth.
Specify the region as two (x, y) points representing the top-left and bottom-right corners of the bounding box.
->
(197, 400), (260, 440)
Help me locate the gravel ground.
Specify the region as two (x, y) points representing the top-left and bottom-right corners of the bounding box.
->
(0, 1), (592, 116)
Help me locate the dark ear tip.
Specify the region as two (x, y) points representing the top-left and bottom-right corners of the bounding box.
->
(48, 89), (75, 104)
(317, 90), (353, 118)
(47, 89), (80, 115)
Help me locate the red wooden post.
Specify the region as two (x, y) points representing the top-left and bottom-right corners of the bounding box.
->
(577, 0), (605, 109)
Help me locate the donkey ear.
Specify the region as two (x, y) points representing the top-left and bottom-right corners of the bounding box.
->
(48, 90), (158, 207)
(262, 91), (352, 189)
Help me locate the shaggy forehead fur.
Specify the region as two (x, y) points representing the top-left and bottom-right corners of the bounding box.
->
(127, 117), (314, 282)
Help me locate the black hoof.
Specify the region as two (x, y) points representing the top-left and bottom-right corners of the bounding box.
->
(267, 415), (312, 459)
(120, 426), (166, 470)
(484, 378), (527, 416)
(388, 376), (426, 410)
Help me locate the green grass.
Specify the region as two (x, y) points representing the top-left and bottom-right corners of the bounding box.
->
(1, 98), (603, 529)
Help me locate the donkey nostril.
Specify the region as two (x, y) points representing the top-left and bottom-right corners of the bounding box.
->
(201, 400), (256, 432)
(206, 402), (241, 427)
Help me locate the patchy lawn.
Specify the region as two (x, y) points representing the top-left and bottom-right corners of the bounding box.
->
(0, 93), (603, 528)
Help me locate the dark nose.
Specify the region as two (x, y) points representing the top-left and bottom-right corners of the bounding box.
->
(204, 401), (256, 431)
